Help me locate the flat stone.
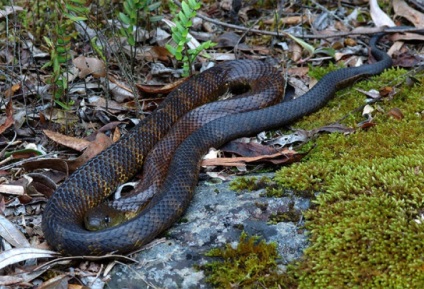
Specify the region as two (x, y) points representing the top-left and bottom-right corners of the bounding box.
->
(108, 173), (310, 288)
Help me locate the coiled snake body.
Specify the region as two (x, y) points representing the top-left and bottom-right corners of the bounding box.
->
(42, 34), (392, 255)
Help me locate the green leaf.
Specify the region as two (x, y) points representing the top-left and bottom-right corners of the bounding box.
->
(188, 0), (201, 10)
(149, 15), (163, 22)
(123, 1), (134, 18)
(69, 0), (88, 4)
(166, 44), (176, 56)
(128, 35), (135, 46)
(182, 1), (191, 18)
(179, 10), (188, 24)
(314, 47), (336, 58)
(148, 1), (161, 11)
(54, 99), (71, 110)
(56, 45), (68, 54)
(57, 54), (70, 63)
(119, 12), (132, 25)
(172, 31), (181, 44)
(65, 3), (88, 14)
(286, 33), (315, 56)
(66, 15), (87, 21)
(176, 22), (185, 33)
(53, 57), (60, 74)
(43, 36), (53, 48)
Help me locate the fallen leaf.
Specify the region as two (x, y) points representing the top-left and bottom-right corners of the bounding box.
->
(387, 107), (404, 120)
(22, 159), (69, 176)
(37, 275), (69, 289)
(393, 0), (424, 27)
(0, 248), (58, 271)
(370, 0), (396, 27)
(0, 101), (15, 134)
(355, 88), (382, 99)
(220, 141), (279, 158)
(392, 50), (422, 68)
(3, 83), (20, 98)
(379, 86), (394, 97)
(44, 129), (90, 152)
(201, 148), (307, 167)
(0, 215), (30, 248)
(0, 269), (46, 287)
(0, 184), (25, 196)
(136, 77), (187, 94)
(0, 6), (23, 18)
(26, 173), (57, 198)
(362, 104), (375, 116)
(67, 133), (113, 172)
(73, 55), (106, 78)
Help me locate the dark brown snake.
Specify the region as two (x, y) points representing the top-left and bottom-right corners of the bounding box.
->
(42, 34), (392, 255)
(83, 65), (286, 230)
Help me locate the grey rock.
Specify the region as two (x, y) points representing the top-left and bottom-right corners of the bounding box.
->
(108, 174), (310, 289)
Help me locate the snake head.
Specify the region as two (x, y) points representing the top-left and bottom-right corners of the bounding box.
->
(84, 204), (127, 231)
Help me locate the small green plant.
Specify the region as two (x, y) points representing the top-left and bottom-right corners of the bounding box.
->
(118, 0), (162, 46)
(42, 0), (89, 109)
(118, 0), (162, 73)
(166, 0), (216, 76)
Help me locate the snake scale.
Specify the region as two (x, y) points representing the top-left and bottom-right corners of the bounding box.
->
(42, 33), (392, 255)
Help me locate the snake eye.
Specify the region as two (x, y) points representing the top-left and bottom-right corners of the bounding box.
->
(104, 216), (111, 224)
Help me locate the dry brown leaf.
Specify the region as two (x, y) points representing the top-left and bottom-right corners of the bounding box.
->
(26, 173), (58, 198)
(3, 83), (20, 98)
(136, 77), (187, 94)
(387, 107), (404, 120)
(35, 274), (69, 289)
(393, 0), (424, 27)
(67, 133), (113, 172)
(22, 159), (69, 176)
(44, 129), (90, 152)
(0, 101), (15, 134)
(73, 55), (106, 78)
(201, 148), (304, 167)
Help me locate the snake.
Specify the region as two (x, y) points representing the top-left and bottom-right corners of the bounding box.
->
(84, 63), (286, 230)
(42, 33), (392, 256)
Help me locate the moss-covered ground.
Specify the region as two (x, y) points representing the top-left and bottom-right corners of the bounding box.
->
(204, 67), (424, 288)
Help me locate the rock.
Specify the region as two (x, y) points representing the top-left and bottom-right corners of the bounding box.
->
(108, 174), (310, 288)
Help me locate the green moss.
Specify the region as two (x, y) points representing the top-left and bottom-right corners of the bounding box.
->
(268, 201), (302, 224)
(229, 176), (274, 192)
(202, 232), (298, 288)
(271, 68), (424, 287)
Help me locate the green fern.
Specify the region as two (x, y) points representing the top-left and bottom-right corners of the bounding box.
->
(166, 0), (216, 76)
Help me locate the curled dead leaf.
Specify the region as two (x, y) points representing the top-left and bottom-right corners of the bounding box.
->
(379, 86), (394, 97)
(0, 101), (14, 134)
(387, 107), (404, 120)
